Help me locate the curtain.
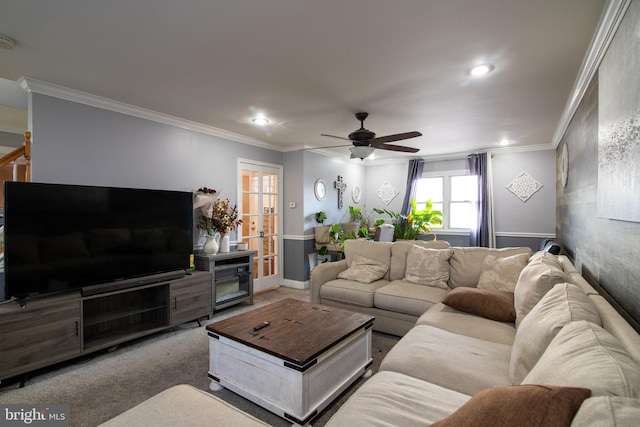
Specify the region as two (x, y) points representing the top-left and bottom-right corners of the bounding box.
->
(468, 153), (495, 247)
(401, 159), (424, 215)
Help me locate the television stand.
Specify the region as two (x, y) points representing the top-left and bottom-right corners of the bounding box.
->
(0, 271), (212, 384)
(81, 270), (187, 297)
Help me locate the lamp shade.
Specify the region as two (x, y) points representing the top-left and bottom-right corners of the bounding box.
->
(350, 146), (375, 160)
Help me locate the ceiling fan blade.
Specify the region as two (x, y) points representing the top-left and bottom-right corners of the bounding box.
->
(298, 144), (351, 151)
(374, 143), (420, 153)
(320, 134), (351, 141)
(371, 131), (422, 145)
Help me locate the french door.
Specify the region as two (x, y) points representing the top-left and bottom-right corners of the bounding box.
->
(238, 159), (282, 292)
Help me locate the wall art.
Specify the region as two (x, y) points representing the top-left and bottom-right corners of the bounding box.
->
(597, 0), (640, 222)
(376, 181), (399, 205)
(506, 171), (543, 202)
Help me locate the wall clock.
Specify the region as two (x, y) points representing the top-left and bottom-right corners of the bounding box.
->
(561, 144), (569, 187)
(314, 179), (326, 201)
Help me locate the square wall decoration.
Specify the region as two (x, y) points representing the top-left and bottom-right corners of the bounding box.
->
(506, 171), (543, 202)
(376, 181), (399, 205)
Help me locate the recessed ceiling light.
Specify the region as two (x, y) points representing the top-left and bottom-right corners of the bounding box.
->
(468, 63), (494, 77)
(498, 138), (511, 146)
(252, 117), (270, 125)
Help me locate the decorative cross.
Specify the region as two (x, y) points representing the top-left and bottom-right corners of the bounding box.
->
(334, 175), (347, 209)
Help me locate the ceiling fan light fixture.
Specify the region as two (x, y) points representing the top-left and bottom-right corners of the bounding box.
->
(350, 146), (375, 160)
(468, 63), (494, 77)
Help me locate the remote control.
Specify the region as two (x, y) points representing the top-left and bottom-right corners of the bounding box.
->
(253, 321), (270, 331)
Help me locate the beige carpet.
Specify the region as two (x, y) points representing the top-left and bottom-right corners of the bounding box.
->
(0, 287), (399, 426)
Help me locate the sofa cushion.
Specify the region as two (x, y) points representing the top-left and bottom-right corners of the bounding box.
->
(443, 287), (515, 322)
(431, 385), (591, 427)
(374, 280), (448, 316)
(380, 325), (512, 396)
(389, 239), (451, 281)
(344, 240), (392, 280)
(417, 303), (516, 345)
(510, 283), (602, 384)
(571, 397), (640, 427)
(98, 384), (270, 427)
(325, 371), (471, 427)
(514, 257), (569, 327)
(337, 255), (389, 283)
(448, 247), (532, 288)
(404, 245), (453, 289)
(477, 252), (530, 292)
(522, 320), (640, 397)
(320, 278), (390, 308)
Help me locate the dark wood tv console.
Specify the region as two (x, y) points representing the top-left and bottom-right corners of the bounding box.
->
(0, 270), (212, 385)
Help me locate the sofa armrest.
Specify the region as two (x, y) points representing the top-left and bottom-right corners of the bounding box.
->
(310, 259), (348, 303)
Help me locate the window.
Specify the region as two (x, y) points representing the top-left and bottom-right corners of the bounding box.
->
(415, 171), (478, 230)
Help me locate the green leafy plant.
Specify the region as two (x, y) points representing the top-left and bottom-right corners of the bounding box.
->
(373, 198), (443, 240)
(348, 206), (363, 223)
(315, 211), (327, 225)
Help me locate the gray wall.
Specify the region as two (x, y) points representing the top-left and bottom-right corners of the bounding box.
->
(555, 0), (640, 328)
(0, 131), (24, 148)
(363, 152), (556, 248)
(29, 93), (283, 246)
(492, 150), (557, 236)
(558, 75), (640, 327)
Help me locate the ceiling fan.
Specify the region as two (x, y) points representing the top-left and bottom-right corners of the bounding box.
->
(321, 112), (421, 159)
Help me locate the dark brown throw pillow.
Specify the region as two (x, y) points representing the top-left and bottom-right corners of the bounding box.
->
(431, 385), (591, 427)
(442, 287), (515, 322)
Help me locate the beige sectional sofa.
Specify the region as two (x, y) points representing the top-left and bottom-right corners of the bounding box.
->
(310, 239), (533, 336)
(314, 240), (640, 426)
(105, 239), (640, 426)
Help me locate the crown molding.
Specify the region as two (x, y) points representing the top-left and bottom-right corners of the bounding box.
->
(18, 77), (277, 150)
(552, 0), (631, 147)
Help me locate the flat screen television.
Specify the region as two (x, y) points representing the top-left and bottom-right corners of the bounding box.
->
(4, 181), (193, 299)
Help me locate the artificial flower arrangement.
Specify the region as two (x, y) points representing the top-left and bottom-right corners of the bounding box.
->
(205, 197), (242, 235)
(193, 187), (242, 235)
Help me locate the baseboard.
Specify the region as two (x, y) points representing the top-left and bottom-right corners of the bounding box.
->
(281, 279), (309, 290)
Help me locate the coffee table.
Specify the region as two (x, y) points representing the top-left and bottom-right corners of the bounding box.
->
(206, 298), (375, 425)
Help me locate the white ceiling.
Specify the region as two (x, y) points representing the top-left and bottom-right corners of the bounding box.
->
(0, 0), (606, 160)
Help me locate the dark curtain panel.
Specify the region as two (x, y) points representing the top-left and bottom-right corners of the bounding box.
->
(468, 153), (489, 247)
(401, 159), (424, 215)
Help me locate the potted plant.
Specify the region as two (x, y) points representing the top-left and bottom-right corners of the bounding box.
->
(373, 198), (443, 240)
(314, 211), (331, 245)
(342, 206), (363, 237)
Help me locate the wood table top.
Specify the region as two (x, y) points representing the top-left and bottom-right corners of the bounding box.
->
(206, 298), (374, 367)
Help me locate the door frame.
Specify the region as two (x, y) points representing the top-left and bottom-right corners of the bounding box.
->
(237, 158), (284, 292)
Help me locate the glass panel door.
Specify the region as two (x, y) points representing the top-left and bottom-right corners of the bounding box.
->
(239, 161), (282, 292)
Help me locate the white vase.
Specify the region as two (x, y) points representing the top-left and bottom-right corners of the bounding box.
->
(219, 234), (230, 253)
(203, 233), (220, 255)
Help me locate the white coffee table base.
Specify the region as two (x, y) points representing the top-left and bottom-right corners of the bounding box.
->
(208, 325), (373, 426)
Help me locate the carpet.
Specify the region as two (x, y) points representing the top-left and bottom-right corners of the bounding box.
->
(0, 287), (399, 426)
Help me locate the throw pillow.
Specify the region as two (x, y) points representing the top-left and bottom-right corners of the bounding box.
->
(337, 255), (389, 284)
(404, 245), (453, 289)
(431, 384), (591, 427)
(522, 320), (640, 397)
(477, 253), (530, 292)
(510, 283), (602, 384)
(513, 258), (569, 327)
(442, 287), (515, 322)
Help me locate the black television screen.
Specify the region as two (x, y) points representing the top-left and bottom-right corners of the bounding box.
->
(4, 182), (193, 299)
